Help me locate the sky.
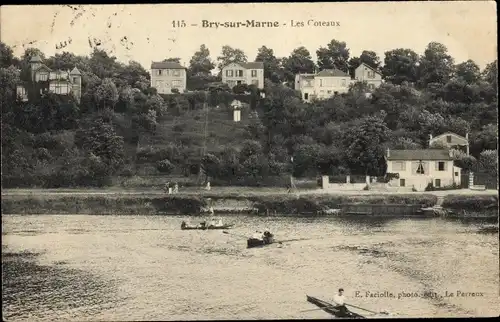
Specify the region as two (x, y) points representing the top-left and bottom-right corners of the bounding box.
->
(1, 2), (497, 71)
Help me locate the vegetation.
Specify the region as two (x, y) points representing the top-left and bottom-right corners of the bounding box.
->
(1, 40), (497, 188)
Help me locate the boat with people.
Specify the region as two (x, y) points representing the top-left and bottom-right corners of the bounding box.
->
(306, 295), (365, 318)
(181, 219), (234, 230)
(247, 230), (275, 248)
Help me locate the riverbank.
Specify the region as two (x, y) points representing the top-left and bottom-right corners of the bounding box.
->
(1, 188), (498, 217)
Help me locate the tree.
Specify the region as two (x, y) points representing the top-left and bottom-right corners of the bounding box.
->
(482, 60), (497, 89)
(163, 57), (181, 63)
(342, 116), (390, 176)
(156, 159), (175, 174)
(94, 78), (119, 109)
(217, 45), (247, 70)
(188, 44), (215, 76)
(417, 42), (455, 88)
(316, 39), (350, 73)
(382, 48), (419, 84)
(0, 42), (16, 68)
(477, 150), (498, 177)
(255, 46), (282, 83)
(89, 48), (118, 80)
(282, 46), (315, 84)
(455, 60), (480, 84)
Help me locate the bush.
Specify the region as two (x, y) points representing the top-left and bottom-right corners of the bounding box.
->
(442, 194), (498, 211)
(425, 182), (460, 191)
(156, 159), (175, 174)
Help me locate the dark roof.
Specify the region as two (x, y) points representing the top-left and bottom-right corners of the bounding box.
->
(34, 64), (52, 72)
(387, 149), (453, 161)
(358, 62), (381, 74)
(151, 61), (186, 69)
(316, 69), (350, 77)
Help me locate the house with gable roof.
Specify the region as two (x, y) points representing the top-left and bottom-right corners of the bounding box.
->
(385, 148), (462, 191)
(16, 54), (82, 103)
(221, 62), (264, 90)
(429, 132), (470, 155)
(354, 62), (383, 90)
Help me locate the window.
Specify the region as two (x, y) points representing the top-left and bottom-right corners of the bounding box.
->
(454, 172), (459, 176)
(172, 80), (181, 87)
(172, 70), (180, 76)
(400, 179), (406, 187)
(236, 70), (243, 77)
(252, 80), (259, 86)
(157, 70), (162, 76)
(368, 71), (375, 79)
(251, 70), (257, 77)
(319, 79), (323, 87)
(72, 77), (78, 83)
(237, 80), (242, 85)
(435, 179), (441, 188)
(437, 161), (445, 171)
(304, 93), (309, 100)
(392, 161), (406, 171)
(155, 80), (162, 88)
(416, 162), (425, 174)
(38, 73), (48, 81)
(341, 79), (346, 87)
(226, 70), (233, 77)
(446, 135), (452, 143)
(327, 90), (332, 94)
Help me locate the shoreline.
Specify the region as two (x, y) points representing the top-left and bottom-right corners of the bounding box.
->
(1, 188), (498, 218)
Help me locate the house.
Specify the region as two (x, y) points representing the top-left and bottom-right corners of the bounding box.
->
(385, 148), (462, 191)
(16, 55), (82, 102)
(295, 64), (383, 102)
(150, 61), (187, 94)
(221, 62), (264, 90)
(354, 63), (383, 90)
(429, 132), (469, 155)
(294, 69), (353, 102)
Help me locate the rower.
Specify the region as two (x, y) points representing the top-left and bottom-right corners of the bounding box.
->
(181, 221), (187, 229)
(332, 288), (349, 317)
(252, 231), (263, 240)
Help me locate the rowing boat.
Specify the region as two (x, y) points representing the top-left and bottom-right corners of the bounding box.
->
(247, 236), (275, 248)
(306, 295), (365, 318)
(181, 223), (234, 230)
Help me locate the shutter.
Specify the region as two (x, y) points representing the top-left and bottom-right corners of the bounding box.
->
(435, 161), (439, 171)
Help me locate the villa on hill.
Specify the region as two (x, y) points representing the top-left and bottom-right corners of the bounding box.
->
(295, 62), (383, 102)
(16, 55), (82, 103)
(150, 61), (187, 94)
(221, 62), (265, 90)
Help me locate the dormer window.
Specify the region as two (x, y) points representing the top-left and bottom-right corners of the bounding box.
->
(446, 135), (452, 143)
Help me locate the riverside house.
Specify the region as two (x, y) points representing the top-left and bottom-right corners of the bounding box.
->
(385, 148), (462, 192)
(150, 61), (187, 94)
(221, 62), (265, 90)
(429, 132), (470, 155)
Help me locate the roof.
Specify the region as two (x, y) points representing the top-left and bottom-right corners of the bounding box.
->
(30, 55), (42, 63)
(151, 61), (186, 69)
(358, 62), (381, 74)
(70, 67), (81, 75)
(316, 69), (350, 77)
(387, 149), (453, 161)
(34, 64), (52, 73)
(430, 132), (468, 142)
(222, 61), (264, 70)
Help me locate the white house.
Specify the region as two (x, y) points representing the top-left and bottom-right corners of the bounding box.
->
(294, 69), (352, 102)
(385, 148), (462, 192)
(150, 61), (187, 94)
(354, 63), (383, 90)
(221, 62), (264, 90)
(429, 132), (470, 155)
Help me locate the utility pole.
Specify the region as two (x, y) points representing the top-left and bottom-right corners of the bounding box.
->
(198, 90), (209, 185)
(290, 156), (297, 191)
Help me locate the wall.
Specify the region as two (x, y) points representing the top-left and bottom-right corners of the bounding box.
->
(314, 76), (351, 97)
(321, 176), (367, 191)
(354, 64), (383, 89)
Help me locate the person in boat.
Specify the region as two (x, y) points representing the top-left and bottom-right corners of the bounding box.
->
(332, 288), (349, 317)
(181, 221), (187, 229)
(199, 221), (207, 228)
(252, 231), (263, 240)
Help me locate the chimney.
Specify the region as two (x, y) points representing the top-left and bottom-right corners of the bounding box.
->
(386, 148), (390, 158)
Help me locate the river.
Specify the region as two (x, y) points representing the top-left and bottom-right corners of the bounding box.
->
(2, 214), (499, 320)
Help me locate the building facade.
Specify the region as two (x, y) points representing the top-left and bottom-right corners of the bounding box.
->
(429, 132), (470, 155)
(221, 62), (264, 90)
(295, 64), (383, 102)
(295, 69), (352, 102)
(150, 61), (187, 94)
(16, 55), (82, 102)
(385, 148), (461, 191)
(354, 63), (383, 90)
